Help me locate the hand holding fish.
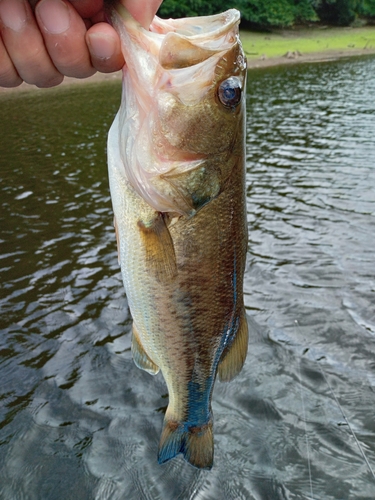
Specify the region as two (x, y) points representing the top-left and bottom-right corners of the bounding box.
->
(0, 0), (162, 88)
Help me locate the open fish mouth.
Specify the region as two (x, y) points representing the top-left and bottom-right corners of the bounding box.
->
(109, 5), (242, 67)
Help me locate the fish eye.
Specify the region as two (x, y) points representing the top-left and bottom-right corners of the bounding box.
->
(218, 77), (242, 109)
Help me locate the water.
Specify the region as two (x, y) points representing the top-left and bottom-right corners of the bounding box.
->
(1, 56), (375, 499)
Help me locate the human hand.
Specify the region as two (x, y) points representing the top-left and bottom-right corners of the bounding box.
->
(0, 0), (162, 88)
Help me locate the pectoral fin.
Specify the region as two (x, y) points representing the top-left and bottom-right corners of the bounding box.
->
(138, 212), (177, 281)
(131, 323), (160, 375)
(161, 163), (221, 214)
(218, 309), (248, 382)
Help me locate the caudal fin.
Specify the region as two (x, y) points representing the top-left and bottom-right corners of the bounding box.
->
(158, 419), (213, 470)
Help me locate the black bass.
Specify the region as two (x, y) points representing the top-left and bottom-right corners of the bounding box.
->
(107, 1), (248, 470)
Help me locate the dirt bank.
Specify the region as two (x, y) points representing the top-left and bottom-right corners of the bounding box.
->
(246, 47), (375, 69)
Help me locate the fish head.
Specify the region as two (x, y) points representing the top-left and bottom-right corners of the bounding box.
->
(108, 3), (247, 216)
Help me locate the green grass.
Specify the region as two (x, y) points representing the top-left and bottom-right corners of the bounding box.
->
(240, 26), (375, 59)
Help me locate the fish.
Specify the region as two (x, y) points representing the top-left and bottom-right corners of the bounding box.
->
(106, 1), (248, 470)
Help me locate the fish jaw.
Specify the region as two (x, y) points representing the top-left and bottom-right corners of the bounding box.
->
(106, 3), (246, 216)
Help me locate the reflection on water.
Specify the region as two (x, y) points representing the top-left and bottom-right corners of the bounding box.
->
(1, 57), (375, 499)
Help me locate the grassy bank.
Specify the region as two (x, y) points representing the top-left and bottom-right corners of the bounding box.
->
(240, 26), (375, 60)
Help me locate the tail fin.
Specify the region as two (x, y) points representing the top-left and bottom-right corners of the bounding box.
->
(158, 419), (213, 470)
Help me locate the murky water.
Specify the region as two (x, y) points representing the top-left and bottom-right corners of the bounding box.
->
(1, 56), (375, 499)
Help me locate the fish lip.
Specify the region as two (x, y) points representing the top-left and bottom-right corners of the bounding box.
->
(109, 4), (241, 43)
(108, 5), (241, 72)
(150, 9), (241, 41)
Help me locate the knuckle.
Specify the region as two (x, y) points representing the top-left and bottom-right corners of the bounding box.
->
(33, 72), (64, 88)
(0, 64), (22, 87)
(17, 60), (62, 88)
(48, 43), (94, 78)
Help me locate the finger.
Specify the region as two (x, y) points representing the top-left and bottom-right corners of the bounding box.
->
(86, 22), (124, 73)
(29, 0), (102, 18)
(0, 0), (63, 87)
(0, 35), (22, 87)
(123, 0), (163, 29)
(66, 0), (102, 19)
(35, 0), (95, 79)
(91, 10), (106, 24)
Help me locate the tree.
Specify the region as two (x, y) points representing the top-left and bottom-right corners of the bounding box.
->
(358, 0), (375, 17)
(158, 0), (218, 18)
(238, 0), (317, 27)
(314, 0), (358, 25)
(158, 0), (318, 27)
(158, 0), (375, 27)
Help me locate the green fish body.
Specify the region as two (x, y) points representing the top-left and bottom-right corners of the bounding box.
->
(107, 3), (248, 469)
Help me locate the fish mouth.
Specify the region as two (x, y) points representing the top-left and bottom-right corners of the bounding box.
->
(108, 2), (241, 70)
(153, 10), (241, 69)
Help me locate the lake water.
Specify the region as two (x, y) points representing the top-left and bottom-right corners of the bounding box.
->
(1, 56), (375, 499)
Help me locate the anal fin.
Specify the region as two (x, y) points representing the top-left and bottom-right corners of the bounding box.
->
(131, 323), (159, 375)
(138, 212), (177, 282)
(218, 309), (248, 382)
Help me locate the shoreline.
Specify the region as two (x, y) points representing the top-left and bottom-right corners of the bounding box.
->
(1, 48), (375, 94)
(246, 47), (375, 69)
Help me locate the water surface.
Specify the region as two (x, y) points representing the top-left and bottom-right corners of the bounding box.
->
(1, 57), (375, 499)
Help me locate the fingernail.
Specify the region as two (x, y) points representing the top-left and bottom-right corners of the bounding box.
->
(0, 0), (27, 32)
(87, 33), (116, 60)
(37, 0), (70, 34)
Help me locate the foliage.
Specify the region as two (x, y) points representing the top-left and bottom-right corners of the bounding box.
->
(240, 0), (318, 27)
(358, 0), (375, 17)
(157, 0), (375, 26)
(314, 0), (357, 25)
(158, 0), (217, 18)
(159, 0), (318, 26)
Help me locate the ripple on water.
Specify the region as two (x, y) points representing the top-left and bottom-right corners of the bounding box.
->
(1, 59), (375, 498)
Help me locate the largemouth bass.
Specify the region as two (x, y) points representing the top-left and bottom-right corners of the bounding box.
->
(107, 1), (248, 470)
